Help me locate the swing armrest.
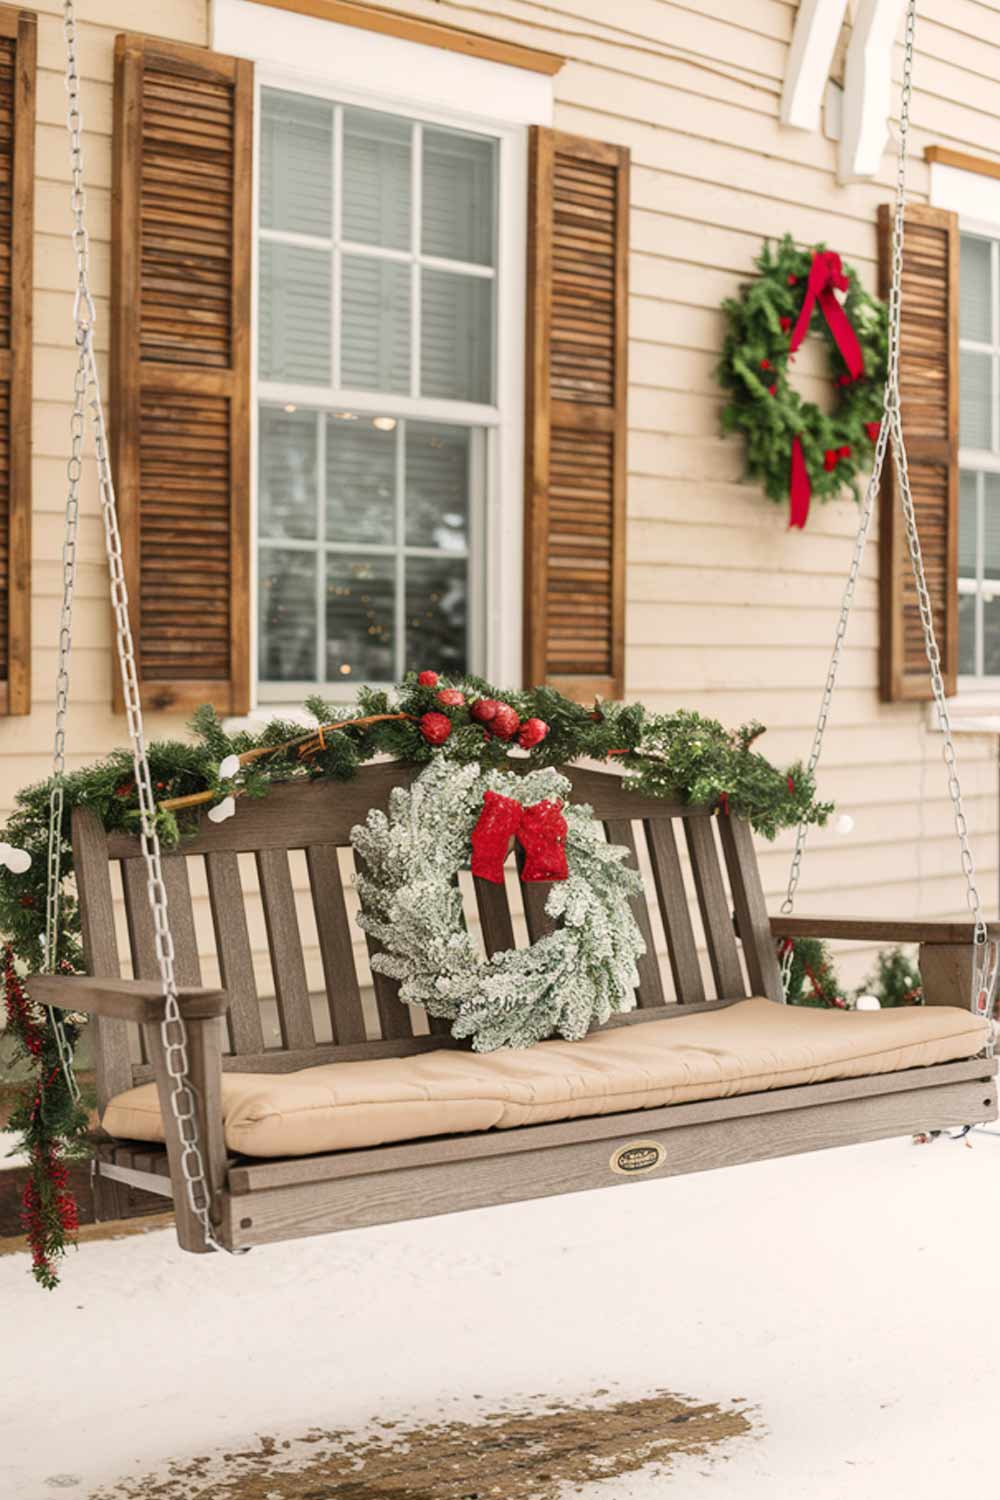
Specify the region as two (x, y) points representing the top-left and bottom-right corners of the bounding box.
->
(770, 916), (1000, 945)
(28, 974), (229, 1024)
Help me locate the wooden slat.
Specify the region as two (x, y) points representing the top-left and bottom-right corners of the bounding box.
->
(683, 818), (746, 1000)
(112, 36), (252, 715)
(878, 202), (958, 702)
(771, 915), (1000, 944)
(255, 847), (315, 1051)
(517, 843), (557, 942)
(305, 844), (367, 1045)
(603, 818), (664, 1007)
(643, 819), (706, 1004)
(524, 127), (629, 701)
(719, 816), (784, 1005)
(473, 873), (517, 957)
(204, 849), (263, 1055)
(224, 1073), (997, 1246)
(352, 846), (414, 1042)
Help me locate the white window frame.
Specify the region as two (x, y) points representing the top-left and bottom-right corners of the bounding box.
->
(213, 1), (546, 716)
(930, 165), (1000, 719)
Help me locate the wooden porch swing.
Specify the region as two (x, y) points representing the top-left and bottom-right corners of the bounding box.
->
(31, 0), (997, 1258)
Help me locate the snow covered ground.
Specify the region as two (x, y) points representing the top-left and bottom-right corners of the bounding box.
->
(3, 1132), (999, 1498)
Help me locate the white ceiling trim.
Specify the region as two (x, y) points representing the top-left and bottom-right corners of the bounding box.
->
(781, 0), (850, 132)
(838, 0), (909, 182)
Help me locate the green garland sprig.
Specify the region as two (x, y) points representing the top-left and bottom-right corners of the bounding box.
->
(0, 677), (832, 1285)
(718, 234), (888, 509)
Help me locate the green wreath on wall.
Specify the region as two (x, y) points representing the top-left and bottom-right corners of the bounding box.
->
(717, 235), (889, 527)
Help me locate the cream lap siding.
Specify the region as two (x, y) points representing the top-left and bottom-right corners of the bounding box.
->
(0, 0), (997, 1012)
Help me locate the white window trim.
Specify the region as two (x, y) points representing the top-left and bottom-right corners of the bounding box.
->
(928, 173), (1000, 724)
(213, 0), (552, 722)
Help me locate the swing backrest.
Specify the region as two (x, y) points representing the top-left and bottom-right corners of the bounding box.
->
(72, 763), (783, 1112)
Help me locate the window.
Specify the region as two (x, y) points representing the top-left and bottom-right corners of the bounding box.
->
(255, 86), (501, 694)
(958, 230), (1000, 680)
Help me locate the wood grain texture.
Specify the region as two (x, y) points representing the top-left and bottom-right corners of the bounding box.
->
(877, 202), (959, 702)
(224, 1073), (998, 1246)
(925, 144), (1000, 181)
(771, 915), (1000, 943)
(255, 847), (316, 1051)
(0, 7), (34, 716)
(719, 815), (784, 1005)
(205, 849), (264, 1054)
(244, 0), (564, 73)
(604, 818), (664, 1007)
(644, 818), (706, 1004)
(683, 817), (745, 999)
(111, 35), (253, 716)
(306, 843), (368, 1045)
(524, 128), (629, 701)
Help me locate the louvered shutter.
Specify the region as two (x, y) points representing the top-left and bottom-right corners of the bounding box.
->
(112, 36), (252, 715)
(877, 203), (959, 702)
(0, 8), (34, 716)
(524, 129), (629, 702)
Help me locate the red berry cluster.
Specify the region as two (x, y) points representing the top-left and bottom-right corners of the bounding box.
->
(415, 673), (550, 752)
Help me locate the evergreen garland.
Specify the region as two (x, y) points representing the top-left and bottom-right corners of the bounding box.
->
(718, 234), (888, 509)
(859, 946), (923, 1007)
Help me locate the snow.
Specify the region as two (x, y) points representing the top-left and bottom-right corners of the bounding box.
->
(0, 1129), (27, 1169)
(2, 1132), (999, 1498)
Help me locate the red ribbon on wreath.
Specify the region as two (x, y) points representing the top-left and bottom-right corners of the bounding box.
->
(470, 790), (569, 884)
(786, 250), (866, 530)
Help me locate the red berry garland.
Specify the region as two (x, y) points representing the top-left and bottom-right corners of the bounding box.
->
(471, 698), (500, 723)
(417, 670), (439, 687)
(518, 717), (550, 749)
(489, 704), (521, 741)
(436, 688), (465, 707)
(419, 711), (452, 746)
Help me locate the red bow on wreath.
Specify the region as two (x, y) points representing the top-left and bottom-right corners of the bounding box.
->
(470, 790), (569, 884)
(787, 250), (866, 530)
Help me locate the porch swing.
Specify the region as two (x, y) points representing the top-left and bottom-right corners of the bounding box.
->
(31, 0), (998, 1257)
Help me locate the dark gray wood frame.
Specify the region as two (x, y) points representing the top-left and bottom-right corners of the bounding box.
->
(32, 765), (998, 1254)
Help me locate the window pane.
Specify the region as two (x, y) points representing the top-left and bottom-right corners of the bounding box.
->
(960, 349), (992, 449)
(326, 554), (395, 682)
(405, 556), (467, 675)
(421, 270), (492, 402)
(984, 473), (1000, 580)
(259, 407), (317, 541)
(326, 417), (396, 544)
(984, 596), (1000, 676)
(405, 422), (470, 550)
(961, 235), (992, 344)
(259, 243), (331, 384)
(422, 128), (496, 266)
(959, 592), (977, 676)
(259, 549), (317, 682)
(260, 89), (333, 238)
(959, 470), (978, 578)
(343, 107), (411, 250)
(341, 255), (410, 393)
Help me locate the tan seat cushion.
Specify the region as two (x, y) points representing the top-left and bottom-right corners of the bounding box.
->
(101, 997), (991, 1160)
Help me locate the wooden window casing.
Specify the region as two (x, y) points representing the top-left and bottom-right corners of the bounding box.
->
(112, 36), (253, 715)
(524, 129), (629, 702)
(878, 203), (960, 702)
(0, 6), (34, 717)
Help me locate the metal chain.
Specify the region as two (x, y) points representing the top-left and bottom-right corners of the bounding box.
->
(779, 0), (997, 1039)
(60, 0), (228, 1248)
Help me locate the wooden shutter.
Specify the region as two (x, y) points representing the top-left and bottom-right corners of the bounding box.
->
(878, 203), (959, 702)
(0, 7), (34, 716)
(524, 130), (629, 702)
(112, 36), (252, 715)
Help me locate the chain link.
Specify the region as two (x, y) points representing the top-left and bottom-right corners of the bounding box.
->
(779, 0), (997, 1040)
(57, 1), (230, 1248)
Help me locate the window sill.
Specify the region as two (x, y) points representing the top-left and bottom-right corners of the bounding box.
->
(930, 691), (1000, 735)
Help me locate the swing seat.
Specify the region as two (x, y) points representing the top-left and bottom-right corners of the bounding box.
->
(33, 764), (998, 1255)
(100, 995), (990, 1159)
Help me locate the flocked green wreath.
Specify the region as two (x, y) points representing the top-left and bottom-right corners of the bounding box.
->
(718, 235), (889, 518)
(352, 757), (646, 1052)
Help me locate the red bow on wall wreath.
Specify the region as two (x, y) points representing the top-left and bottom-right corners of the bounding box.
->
(717, 234), (888, 528)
